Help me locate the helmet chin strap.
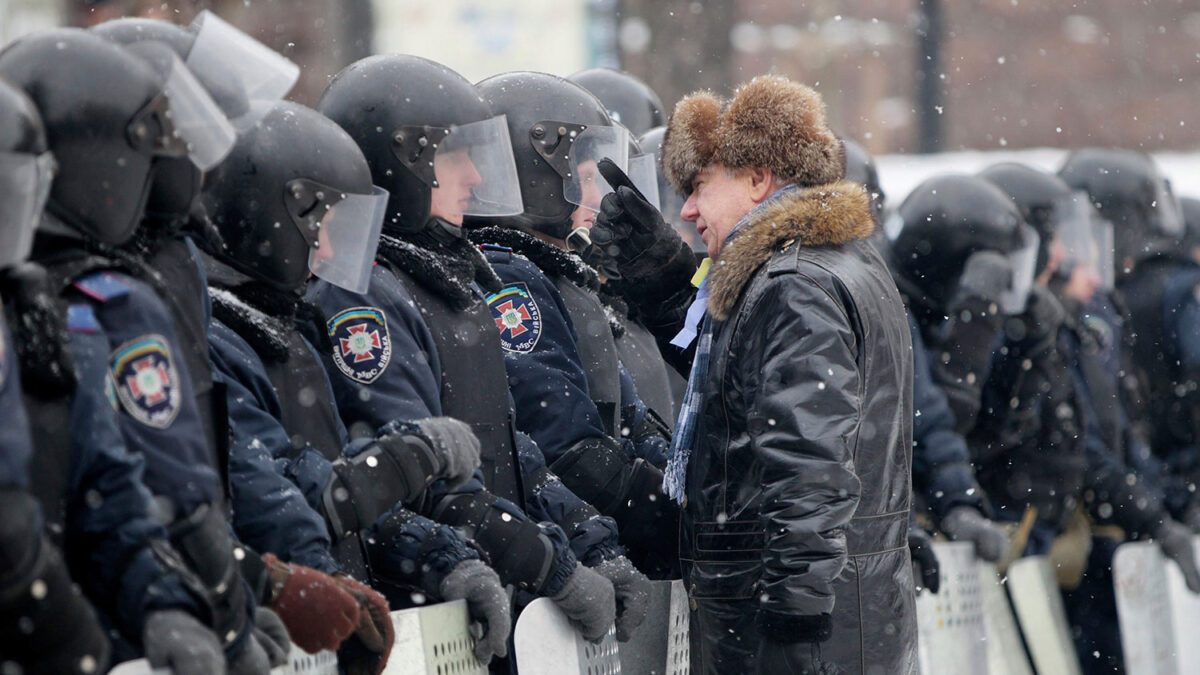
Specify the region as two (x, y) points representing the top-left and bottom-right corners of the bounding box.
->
(426, 216), (466, 245)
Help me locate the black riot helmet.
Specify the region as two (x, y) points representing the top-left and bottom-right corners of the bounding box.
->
(842, 138), (885, 226)
(638, 125), (701, 253)
(890, 174), (1032, 313)
(317, 54), (523, 242)
(91, 12), (299, 127)
(979, 163), (1075, 275)
(0, 78), (55, 269)
(201, 102), (388, 294)
(475, 71), (630, 240)
(0, 29), (226, 245)
(568, 68), (665, 138)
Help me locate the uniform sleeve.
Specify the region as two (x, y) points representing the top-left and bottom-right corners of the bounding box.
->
(306, 267), (444, 437)
(487, 256), (607, 460)
(86, 276), (222, 516)
(928, 295), (1005, 435)
(618, 364), (671, 468)
(0, 319), (32, 488)
(62, 328), (204, 641)
(209, 325), (339, 574)
(740, 277), (861, 627)
(908, 312), (988, 519)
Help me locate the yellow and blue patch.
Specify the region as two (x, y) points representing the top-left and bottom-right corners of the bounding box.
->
(110, 334), (181, 429)
(328, 306), (392, 384)
(487, 283), (542, 354)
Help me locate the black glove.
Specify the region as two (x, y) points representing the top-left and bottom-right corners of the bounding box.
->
(550, 564), (616, 643)
(940, 506), (1008, 563)
(952, 250), (1013, 308)
(412, 417), (482, 488)
(440, 559), (511, 664)
(908, 527), (941, 594)
(142, 610), (226, 675)
(755, 640), (841, 674)
(593, 556), (650, 642)
(1154, 519), (1200, 593)
(591, 159), (697, 303)
(1009, 285), (1065, 350)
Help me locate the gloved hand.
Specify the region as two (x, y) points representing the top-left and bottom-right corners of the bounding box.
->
(593, 556), (651, 642)
(908, 527), (941, 594)
(333, 574), (395, 675)
(755, 640), (841, 675)
(551, 563), (616, 643)
(142, 609), (226, 675)
(1011, 285), (1065, 349)
(262, 553), (360, 653)
(1154, 519), (1200, 593)
(952, 250), (1012, 307)
(591, 159), (697, 296)
(939, 506), (1009, 563)
(439, 559), (512, 664)
(412, 416), (482, 488)
(249, 608), (291, 667)
(227, 631), (270, 675)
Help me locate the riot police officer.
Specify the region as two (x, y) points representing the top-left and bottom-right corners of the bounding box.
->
(313, 55), (627, 644)
(568, 67), (665, 137)
(0, 29), (283, 672)
(466, 71), (679, 573)
(0, 76), (113, 675)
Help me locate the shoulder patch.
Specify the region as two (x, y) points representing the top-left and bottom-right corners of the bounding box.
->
(73, 272), (131, 303)
(328, 307), (393, 384)
(487, 283), (543, 354)
(110, 334), (182, 429)
(67, 304), (102, 334)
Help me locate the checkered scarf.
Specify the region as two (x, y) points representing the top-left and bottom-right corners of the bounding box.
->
(662, 184), (801, 504)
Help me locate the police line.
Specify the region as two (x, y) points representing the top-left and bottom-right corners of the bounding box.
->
(106, 538), (1200, 675)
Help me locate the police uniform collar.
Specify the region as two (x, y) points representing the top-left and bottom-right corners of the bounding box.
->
(375, 232), (502, 311)
(468, 226), (600, 291)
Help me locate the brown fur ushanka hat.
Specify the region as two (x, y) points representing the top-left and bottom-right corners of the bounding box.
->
(661, 75), (844, 195)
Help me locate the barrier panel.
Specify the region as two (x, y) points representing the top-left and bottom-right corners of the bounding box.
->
(108, 646), (336, 675)
(1113, 536), (1200, 675)
(616, 579), (690, 675)
(916, 542), (987, 675)
(384, 598), (485, 675)
(514, 596), (621, 674)
(977, 562), (1034, 675)
(1006, 555), (1082, 675)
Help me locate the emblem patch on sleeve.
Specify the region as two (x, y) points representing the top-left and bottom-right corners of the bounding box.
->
(328, 307), (392, 383)
(487, 283), (543, 354)
(110, 334), (182, 429)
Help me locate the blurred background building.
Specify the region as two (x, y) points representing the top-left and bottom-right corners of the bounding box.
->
(2, 0), (1199, 156)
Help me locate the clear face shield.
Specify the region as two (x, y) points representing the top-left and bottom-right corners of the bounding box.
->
(1152, 177), (1185, 239)
(429, 115), (524, 224)
(626, 153), (660, 210)
(1053, 191), (1115, 292)
(291, 182), (389, 294)
(0, 151), (55, 269)
(997, 224), (1040, 315)
(563, 124), (630, 212)
(186, 11), (300, 130)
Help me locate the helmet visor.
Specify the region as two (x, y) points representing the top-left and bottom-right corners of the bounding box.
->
(1153, 177), (1185, 238)
(998, 224), (1040, 315)
(564, 125), (629, 212)
(626, 153), (660, 210)
(1054, 191), (1115, 291)
(187, 10), (300, 129)
(433, 115), (523, 220)
(0, 151), (55, 268)
(161, 57), (237, 171)
(308, 186), (389, 293)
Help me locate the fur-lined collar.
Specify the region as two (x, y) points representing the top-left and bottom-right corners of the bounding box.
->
(707, 180), (873, 320)
(375, 234), (502, 311)
(469, 227), (600, 291)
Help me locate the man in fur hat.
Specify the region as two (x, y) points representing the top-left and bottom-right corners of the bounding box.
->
(589, 75), (918, 674)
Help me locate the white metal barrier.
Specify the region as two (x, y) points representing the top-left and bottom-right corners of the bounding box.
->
(108, 645), (337, 675)
(514, 596), (622, 674)
(976, 562), (1034, 675)
(384, 598), (485, 675)
(616, 579), (690, 675)
(1113, 536), (1200, 675)
(1006, 555), (1083, 675)
(916, 542), (988, 675)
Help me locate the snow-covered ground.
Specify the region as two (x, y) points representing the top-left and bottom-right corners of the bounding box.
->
(875, 148), (1200, 206)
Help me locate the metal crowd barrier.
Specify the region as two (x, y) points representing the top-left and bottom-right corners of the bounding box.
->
(1113, 535), (1200, 675)
(108, 645), (337, 675)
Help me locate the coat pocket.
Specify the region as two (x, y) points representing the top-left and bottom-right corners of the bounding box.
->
(692, 519), (766, 562)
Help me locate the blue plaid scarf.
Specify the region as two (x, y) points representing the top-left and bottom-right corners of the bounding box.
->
(662, 184), (801, 503)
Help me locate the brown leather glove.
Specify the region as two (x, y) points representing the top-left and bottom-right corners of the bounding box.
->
(263, 553), (360, 653)
(333, 574), (395, 675)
